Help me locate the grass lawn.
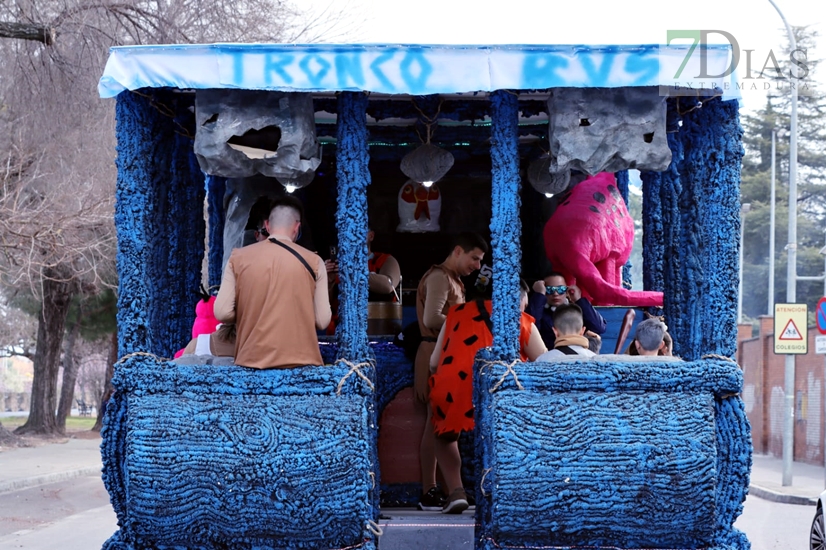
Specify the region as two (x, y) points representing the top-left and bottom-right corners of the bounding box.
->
(0, 415), (97, 432)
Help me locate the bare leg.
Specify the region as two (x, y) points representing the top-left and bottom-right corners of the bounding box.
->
(434, 434), (463, 493)
(420, 404), (437, 492)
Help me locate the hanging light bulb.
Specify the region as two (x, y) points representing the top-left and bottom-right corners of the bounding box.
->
(545, 192), (553, 198)
(400, 144), (454, 186)
(284, 183), (297, 194)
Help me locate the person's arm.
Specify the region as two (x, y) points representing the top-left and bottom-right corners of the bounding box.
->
(576, 297), (607, 335)
(314, 256), (333, 330)
(422, 271), (451, 331)
(324, 260), (339, 291)
(430, 323), (447, 373)
(525, 290), (546, 321)
(214, 259), (237, 323)
(369, 255), (401, 295)
(523, 324), (548, 361)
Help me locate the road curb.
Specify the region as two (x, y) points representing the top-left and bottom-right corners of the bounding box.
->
(0, 467), (102, 494)
(749, 483), (818, 506)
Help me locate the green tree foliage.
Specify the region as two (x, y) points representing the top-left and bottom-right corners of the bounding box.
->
(741, 26), (826, 320)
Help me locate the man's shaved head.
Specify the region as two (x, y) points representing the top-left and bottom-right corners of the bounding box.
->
(552, 304), (584, 336)
(268, 195), (304, 231)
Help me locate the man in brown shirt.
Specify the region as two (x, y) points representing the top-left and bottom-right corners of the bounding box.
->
(214, 195), (331, 369)
(414, 232), (487, 510)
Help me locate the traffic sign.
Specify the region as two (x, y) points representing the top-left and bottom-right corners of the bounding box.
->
(774, 303), (808, 355)
(816, 335), (826, 354)
(817, 297), (826, 335)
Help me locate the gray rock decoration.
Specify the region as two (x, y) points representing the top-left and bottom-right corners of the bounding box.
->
(547, 87), (671, 175)
(194, 90), (321, 188)
(400, 143), (454, 184)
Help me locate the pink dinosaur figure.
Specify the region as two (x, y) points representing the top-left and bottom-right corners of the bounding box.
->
(174, 296), (220, 359)
(543, 172), (663, 307)
(191, 296), (219, 339)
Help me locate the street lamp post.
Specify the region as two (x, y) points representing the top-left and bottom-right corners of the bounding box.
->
(768, 129), (776, 314)
(767, 0), (799, 487)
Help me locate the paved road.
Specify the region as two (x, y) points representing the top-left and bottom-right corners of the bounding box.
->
(0, 476), (818, 549)
(0, 475), (115, 549)
(735, 494), (816, 550)
(0, 475), (110, 537)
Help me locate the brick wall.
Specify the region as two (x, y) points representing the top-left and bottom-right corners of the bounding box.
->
(738, 316), (826, 465)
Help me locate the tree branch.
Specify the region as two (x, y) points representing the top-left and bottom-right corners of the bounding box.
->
(0, 22), (56, 45)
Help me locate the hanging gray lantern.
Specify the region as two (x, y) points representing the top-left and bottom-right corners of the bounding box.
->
(400, 143), (454, 186)
(528, 155), (570, 196)
(194, 90), (321, 190)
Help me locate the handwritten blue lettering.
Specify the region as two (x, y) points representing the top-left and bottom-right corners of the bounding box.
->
(399, 50), (432, 94)
(299, 54), (332, 87)
(580, 53), (614, 87)
(624, 54), (660, 86)
(521, 54), (568, 88)
(369, 50), (396, 92)
(230, 51), (246, 85)
(264, 54), (294, 85)
(335, 53), (365, 88)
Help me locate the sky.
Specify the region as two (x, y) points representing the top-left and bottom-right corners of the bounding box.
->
(308, 0), (824, 111)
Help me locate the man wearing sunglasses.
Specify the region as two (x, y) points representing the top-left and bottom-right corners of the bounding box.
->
(526, 272), (606, 349)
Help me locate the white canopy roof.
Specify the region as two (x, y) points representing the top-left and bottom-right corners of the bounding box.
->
(99, 43), (740, 101)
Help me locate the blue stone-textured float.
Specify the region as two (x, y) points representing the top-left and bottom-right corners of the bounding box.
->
(114, 90), (205, 359)
(206, 175), (226, 290)
(473, 350), (751, 550)
(107, 87), (381, 549)
(101, 42), (750, 550)
(489, 90), (522, 361)
(101, 355), (380, 550)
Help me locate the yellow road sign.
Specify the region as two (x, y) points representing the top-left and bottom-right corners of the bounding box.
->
(774, 303), (808, 355)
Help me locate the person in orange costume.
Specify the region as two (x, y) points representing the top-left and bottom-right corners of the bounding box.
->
(325, 225), (401, 333)
(428, 280), (546, 513)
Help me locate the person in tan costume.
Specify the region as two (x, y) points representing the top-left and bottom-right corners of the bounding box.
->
(414, 232), (487, 510)
(215, 195), (331, 369)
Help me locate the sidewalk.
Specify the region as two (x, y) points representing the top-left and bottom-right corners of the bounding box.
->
(1, 438), (823, 506)
(0, 437), (103, 494)
(749, 453), (825, 505)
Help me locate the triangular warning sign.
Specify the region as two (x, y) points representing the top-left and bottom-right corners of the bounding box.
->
(780, 319), (804, 340)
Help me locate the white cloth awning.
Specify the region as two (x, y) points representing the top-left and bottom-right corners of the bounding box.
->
(99, 43), (740, 101)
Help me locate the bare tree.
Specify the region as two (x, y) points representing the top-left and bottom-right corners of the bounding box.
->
(55, 299), (81, 430)
(74, 342), (107, 405)
(0, 299), (38, 359)
(0, 0), (361, 435)
(91, 331), (116, 432)
(0, 132), (116, 435)
(0, 0), (360, 46)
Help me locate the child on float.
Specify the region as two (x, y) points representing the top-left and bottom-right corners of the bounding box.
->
(625, 317), (673, 356)
(427, 279), (546, 514)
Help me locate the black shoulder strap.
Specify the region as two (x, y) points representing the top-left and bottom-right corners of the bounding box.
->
(474, 299), (494, 333)
(268, 238), (317, 281)
(555, 345), (579, 356)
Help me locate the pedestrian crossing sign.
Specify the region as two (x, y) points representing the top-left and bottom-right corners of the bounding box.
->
(774, 303), (808, 355)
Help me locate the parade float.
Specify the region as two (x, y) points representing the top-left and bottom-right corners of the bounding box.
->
(98, 43), (750, 549)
